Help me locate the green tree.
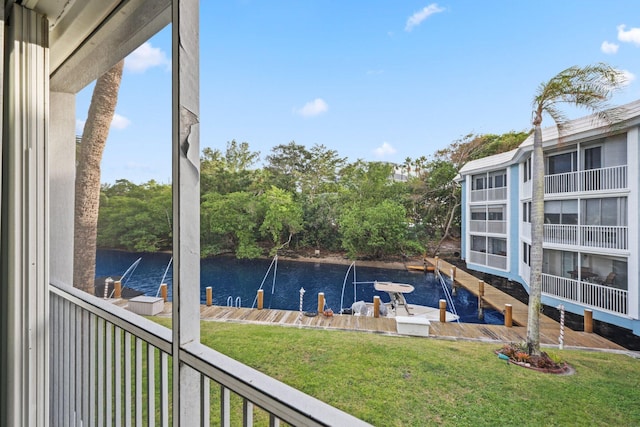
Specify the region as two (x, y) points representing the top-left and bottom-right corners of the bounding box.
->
(200, 141), (260, 195)
(98, 180), (172, 252)
(527, 63), (625, 355)
(201, 191), (263, 258)
(339, 200), (412, 259)
(259, 187), (304, 253)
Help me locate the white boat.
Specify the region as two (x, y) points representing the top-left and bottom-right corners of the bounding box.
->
(352, 281), (459, 322)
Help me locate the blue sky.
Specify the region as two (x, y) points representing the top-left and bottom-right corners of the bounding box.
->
(76, 1), (640, 184)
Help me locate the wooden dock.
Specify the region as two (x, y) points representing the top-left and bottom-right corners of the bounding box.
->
(112, 258), (626, 351)
(425, 257), (625, 350)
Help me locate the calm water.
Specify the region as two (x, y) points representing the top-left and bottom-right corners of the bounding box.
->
(96, 249), (503, 324)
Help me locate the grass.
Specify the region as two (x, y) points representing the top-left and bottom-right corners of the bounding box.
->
(153, 318), (640, 426)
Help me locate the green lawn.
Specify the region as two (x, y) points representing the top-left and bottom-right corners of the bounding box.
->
(153, 318), (640, 426)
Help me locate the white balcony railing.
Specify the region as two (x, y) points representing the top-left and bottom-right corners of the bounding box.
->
(470, 187), (507, 202)
(470, 220), (486, 233)
(541, 273), (628, 315)
(49, 282), (370, 426)
(543, 224), (628, 250)
(468, 250), (507, 270)
(544, 165), (627, 194)
(470, 220), (506, 234)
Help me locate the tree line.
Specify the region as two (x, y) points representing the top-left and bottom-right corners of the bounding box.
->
(97, 133), (527, 260)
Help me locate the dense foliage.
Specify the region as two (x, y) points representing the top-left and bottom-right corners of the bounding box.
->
(98, 132), (528, 259)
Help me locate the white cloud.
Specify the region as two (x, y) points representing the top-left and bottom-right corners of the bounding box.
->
(294, 98), (328, 117)
(373, 142), (397, 158)
(111, 113), (132, 130)
(617, 24), (640, 45)
(76, 118), (86, 134)
(405, 4), (445, 32)
(125, 42), (170, 73)
(75, 113), (131, 133)
(620, 69), (636, 86)
(601, 41), (619, 54)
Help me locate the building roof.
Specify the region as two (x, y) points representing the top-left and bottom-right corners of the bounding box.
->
(458, 98), (640, 177)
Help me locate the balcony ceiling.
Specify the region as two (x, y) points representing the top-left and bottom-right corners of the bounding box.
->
(18, 0), (171, 92)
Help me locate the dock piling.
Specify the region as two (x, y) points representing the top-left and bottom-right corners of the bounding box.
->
(206, 286), (212, 306)
(257, 289), (264, 310)
(317, 292), (325, 314)
(584, 309), (593, 333)
(160, 283), (167, 302)
(114, 280), (122, 299)
(439, 299), (446, 322)
(373, 296), (380, 318)
(504, 304), (512, 327)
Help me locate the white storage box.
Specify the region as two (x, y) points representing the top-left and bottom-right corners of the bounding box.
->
(128, 296), (164, 316)
(395, 316), (430, 337)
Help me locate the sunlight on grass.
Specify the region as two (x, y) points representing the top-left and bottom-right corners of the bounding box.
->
(153, 318), (640, 426)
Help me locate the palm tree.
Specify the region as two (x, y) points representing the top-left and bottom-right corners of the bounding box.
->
(527, 63), (626, 355)
(74, 60), (124, 293)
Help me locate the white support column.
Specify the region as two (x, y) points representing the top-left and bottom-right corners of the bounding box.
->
(0, 5), (49, 426)
(171, 0), (201, 424)
(627, 127), (639, 319)
(49, 92), (76, 285)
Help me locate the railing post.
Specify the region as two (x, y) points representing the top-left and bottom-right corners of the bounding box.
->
(504, 304), (512, 327)
(584, 309), (593, 333)
(439, 299), (446, 322)
(257, 289), (264, 310)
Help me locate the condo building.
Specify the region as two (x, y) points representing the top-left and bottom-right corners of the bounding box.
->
(457, 99), (640, 337)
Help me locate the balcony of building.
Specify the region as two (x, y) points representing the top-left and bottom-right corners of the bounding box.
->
(539, 251), (628, 316)
(49, 281), (369, 426)
(544, 164), (627, 194)
(468, 235), (508, 270)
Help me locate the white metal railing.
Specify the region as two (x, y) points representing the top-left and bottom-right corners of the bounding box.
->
(541, 273), (628, 315)
(543, 224), (628, 250)
(468, 250), (507, 270)
(470, 220), (486, 233)
(487, 187), (507, 201)
(470, 189), (486, 202)
(469, 220), (506, 234)
(487, 220), (507, 234)
(49, 282), (370, 426)
(544, 165), (627, 194)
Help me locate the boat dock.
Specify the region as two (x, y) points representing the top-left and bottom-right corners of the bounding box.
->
(117, 257), (626, 351)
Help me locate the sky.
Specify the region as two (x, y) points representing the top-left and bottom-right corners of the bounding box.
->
(75, 0), (640, 184)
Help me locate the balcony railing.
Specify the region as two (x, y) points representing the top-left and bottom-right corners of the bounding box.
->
(470, 186), (507, 202)
(541, 273), (628, 315)
(470, 220), (506, 234)
(543, 224), (628, 250)
(468, 250), (507, 270)
(49, 282), (370, 426)
(544, 165), (627, 194)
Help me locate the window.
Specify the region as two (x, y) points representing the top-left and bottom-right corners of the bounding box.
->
(582, 197), (627, 226)
(584, 146), (602, 170)
(522, 201), (531, 223)
(471, 236), (486, 252)
(523, 242), (531, 266)
(471, 208), (486, 220)
(488, 238), (506, 255)
(544, 200), (578, 224)
(489, 170), (506, 188)
(547, 151), (577, 175)
(472, 174), (486, 190)
(488, 205), (504, 221)
(523, 158), (531, 182)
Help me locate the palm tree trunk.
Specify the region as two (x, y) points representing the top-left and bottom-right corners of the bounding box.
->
(73, 60), (124, 293)
(526, 124), (544, 355)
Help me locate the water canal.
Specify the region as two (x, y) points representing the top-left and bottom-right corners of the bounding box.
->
(96, 249), (503, 324)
